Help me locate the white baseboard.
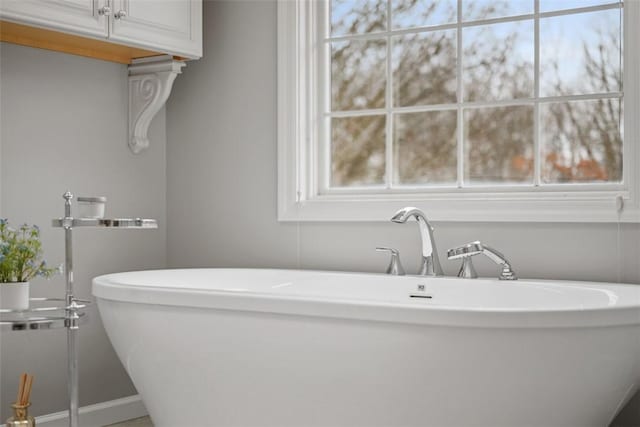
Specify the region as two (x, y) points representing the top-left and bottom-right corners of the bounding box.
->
(36, 395), (148, 427)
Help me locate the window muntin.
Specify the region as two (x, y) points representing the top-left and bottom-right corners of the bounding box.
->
(324, 0), (623, 192)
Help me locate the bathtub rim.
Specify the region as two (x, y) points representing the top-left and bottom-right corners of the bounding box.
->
(92, 268), (640, 329)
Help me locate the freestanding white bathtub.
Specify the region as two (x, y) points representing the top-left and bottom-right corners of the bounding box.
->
(93, 269), (640, 427)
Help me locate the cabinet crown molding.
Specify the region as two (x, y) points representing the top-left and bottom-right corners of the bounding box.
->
(128, 56), (185, 154)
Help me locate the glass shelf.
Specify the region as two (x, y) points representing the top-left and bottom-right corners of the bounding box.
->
(0, 298), (90, 331)
(51, 218), (158, 229)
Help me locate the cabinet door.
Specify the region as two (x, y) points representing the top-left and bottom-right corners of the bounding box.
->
(0, 0), (109, 38)
(109, 0), (202, 59)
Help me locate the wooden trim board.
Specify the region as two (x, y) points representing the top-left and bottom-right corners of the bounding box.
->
(0, 20), (162, 64)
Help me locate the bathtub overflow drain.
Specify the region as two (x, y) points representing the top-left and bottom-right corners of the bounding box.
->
(409, 294), (433, 299)
(410, 284), (432, 299)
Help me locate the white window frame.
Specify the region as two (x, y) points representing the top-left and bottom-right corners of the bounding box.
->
(277, 0), (640, 222)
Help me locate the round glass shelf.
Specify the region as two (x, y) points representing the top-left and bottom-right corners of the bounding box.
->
(51, 218), (157, 229)
(0, 298), (90, 331)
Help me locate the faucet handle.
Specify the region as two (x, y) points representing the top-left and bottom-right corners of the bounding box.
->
(376, 247), (405, 276)
(452, 256), (478, 279)
(447, 241), (517, 280)
(447, 242), (479, 278)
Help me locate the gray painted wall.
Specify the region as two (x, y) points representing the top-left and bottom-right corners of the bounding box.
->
(0, 42), (166, 419)
(166, 1), (640, 425)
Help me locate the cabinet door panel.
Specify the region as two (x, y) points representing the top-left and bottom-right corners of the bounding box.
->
(0, 0), (108, 38)
(109, 0), (202, 58)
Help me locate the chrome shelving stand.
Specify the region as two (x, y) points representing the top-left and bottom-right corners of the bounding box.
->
(0, 191), (157, 427)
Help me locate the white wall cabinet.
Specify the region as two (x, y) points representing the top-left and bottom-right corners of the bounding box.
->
(0, 0), (201, 154)
(0, 0), (109, 38)
(0, 0), (202, 59)
(110, 0), (201, 59)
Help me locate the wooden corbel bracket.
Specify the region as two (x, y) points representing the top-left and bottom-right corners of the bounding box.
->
(128, 56), (185, 153)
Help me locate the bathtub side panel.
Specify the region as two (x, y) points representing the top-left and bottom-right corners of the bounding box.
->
(97, 299), (640, 427)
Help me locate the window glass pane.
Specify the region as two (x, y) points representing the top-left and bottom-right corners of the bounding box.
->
(393, 30), (457, 107)
(465, 106), (534, 184)
(332, 39), (386, 111)
(541, 99), (622, 183)
(324, 0), (625, 193)
(394, 111), (457, 185)
(540, 0), (621, 13)
(331, 115), (386, 187)
(540, 9), (621, 97)
(463, 20), (534, 101)
(462, 0), (533, 21)
(392, 0), (457, 29)
(331, 0), (386, 36)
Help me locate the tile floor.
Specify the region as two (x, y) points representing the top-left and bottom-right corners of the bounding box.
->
(104, 416), (153, 427)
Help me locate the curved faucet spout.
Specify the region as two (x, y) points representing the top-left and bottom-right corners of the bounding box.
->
(391, 207), (444, 276)
(391, 207), (425, 223)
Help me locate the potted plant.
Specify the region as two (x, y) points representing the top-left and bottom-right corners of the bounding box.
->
(0, 219), (58, 310)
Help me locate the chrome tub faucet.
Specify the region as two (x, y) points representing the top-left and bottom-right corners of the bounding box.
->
(390, 207), (443, 277)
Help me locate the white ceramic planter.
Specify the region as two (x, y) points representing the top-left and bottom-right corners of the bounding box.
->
(0, 282), (30, 311)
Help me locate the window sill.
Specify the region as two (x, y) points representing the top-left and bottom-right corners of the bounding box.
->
(278, 191), (640, 223)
